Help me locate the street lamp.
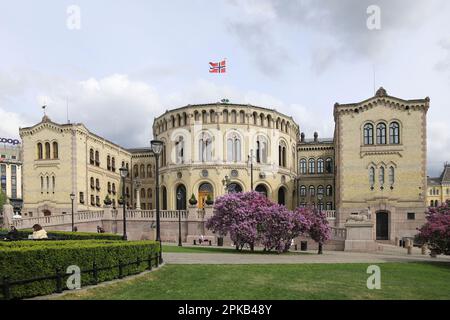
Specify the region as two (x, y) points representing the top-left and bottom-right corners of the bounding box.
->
(119, 166), (129, 240)
(151, 139), (164, 263)
(70, 193), (75, 232)
(222, 175), (231, 193)
(177, 190), (183, 247)
(247, 149), (254, 191)
(317, 193), (324, 254)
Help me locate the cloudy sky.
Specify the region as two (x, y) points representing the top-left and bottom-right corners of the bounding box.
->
(0, 0), (449, 176)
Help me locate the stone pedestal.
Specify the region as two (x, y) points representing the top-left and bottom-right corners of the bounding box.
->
(2, 203), (14, 228)
(344, 221), (378, 252)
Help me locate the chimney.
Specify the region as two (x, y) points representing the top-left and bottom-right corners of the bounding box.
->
(314, 132), (318, 142)
(300, 132), (305, 142)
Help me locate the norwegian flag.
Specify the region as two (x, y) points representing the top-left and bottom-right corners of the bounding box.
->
(209, 60), (226, 73)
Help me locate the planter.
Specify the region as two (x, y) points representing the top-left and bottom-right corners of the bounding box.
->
(189, 199), (198, 205)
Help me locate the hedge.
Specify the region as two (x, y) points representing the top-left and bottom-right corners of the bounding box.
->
(0, 240), (160, 300)
(0, 229), (123, 240)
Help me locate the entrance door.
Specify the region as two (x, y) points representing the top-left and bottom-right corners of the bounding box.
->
(376, 211), (389, 240)
(198, 182), (213, 209)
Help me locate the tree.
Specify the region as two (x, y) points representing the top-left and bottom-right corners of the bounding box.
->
(296, 206), (331, 254)
(206, 191), (273, 251)
(416, 200), (450, 256)
(258, 204), (310, 253)
(0, 191), (6, 213)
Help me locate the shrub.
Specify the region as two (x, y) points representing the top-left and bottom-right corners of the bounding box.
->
(0, 229), (123, 240)
(0, 240), (160, 299)
(416, 200), (450, 255)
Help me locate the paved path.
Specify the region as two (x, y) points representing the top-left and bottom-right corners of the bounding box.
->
(163, 250), (450, 265)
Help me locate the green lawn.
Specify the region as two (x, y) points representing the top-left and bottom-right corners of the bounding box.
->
(162, 245), (310, 255)
(56, 262), (450, 300)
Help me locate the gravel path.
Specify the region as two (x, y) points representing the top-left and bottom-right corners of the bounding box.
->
(162, 250), (450, 265)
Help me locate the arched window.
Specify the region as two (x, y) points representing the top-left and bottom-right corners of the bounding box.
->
(210, 110), (215, 123)
(140, 164), (145, 179)
(46, 176), (49, 193)
(108, 182), (111, 193)
(112, 183), (116, 194)
(227, 134), (241, 162)
(111, 157), (115, 171)
(239, 110), (245, 123)
(199, 133), (212, 162)
(363, 123), (374, 145)
(52, 142), (58, 159)
(309, 158), (315, 174)
(140, 188), (146, 199)
(147, 165), (152, 178)
(317, 158), (324, 174)
(45, 142), (51, 159)
(37, 143), (43, 159)
(369, 167), (375, 187)
(278, 141), (286, 167)
(223, 110), (228, 123)
(300, 159), (307, 174)
(231, 110), (237, 123)
(175, 136), (185, 164)
(253, 112), (258, 125)
(52, 176), (55, 193)
(326, 185), (332, 196)
(194, 111), (200, 122)
(256, 136), (268, 164)
(90, 177), (95, 189)
(176, 184), (187, 210)
(376, 123), (387, 144)
(300, 185), (306, 197)
(89, 149), (94, 164)
(430, 200), (433, 207)
(260, 114), (265, 127)
(325, 158), (333, 173)
(309, 185), (315, 196)
(389, 166), (395, 186)
(389, 122), (400, 144)
(96, 178), (100, 190)
(107, 155), (111, 170)
(379, 166), (385, 186)
(202, 111), (208, 124)
(40, 176), (44, 193)
(148, 188), (152, 199)
(278, 187), (286, 205)
(133, 165), (139, 178)
(317, 185), (324, 195)
(95, 150), (100, 166)
(255, 184), (268, 197)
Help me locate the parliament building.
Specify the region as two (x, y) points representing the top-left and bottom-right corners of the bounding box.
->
(19, 87), (431, 242)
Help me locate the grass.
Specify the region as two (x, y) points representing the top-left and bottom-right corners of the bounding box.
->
(55, 262), (450, 300)
(162, 244), (311, 255)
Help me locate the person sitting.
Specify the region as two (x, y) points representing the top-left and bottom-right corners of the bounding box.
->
(7, 226), (20, 240)
(97, 226), (105, 233)
(31, 224), (48, 240)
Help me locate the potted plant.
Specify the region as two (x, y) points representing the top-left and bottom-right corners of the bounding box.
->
(205, 194), (214, 205)
(189, 193), (198, 205)
(118, 196), (124, 205)
(104, 195), (112, 206)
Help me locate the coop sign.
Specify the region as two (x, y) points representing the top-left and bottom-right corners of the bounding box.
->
(0, 138), (21, 145)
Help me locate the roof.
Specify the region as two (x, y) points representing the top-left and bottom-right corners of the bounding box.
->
(300, 138), (334, 144)
(127, 147), (153, 154)
(428, 164), (450, 185)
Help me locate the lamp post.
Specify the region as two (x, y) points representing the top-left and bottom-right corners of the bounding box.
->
(222, 175), (231, 194)
(177, 190), (182, 247)
(70, 193), (75, 232)
(119, 166), (129, 240)
(151, 139), (164, 263)
(317, 193), (324, 254)
(248, 149), (254, 191)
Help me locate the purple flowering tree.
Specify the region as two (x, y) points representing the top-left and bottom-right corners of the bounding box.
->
(416, 200), (450, 256)
(206, 191), (272, 251)
(296, 206), (331, 254)
(258, 204), (311, 253)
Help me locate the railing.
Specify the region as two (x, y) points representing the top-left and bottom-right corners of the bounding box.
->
(12, 208), (195, 229)
(0, 253), (161, 300)
(323, 210), (336, 220)
(330, 227), (346, 240)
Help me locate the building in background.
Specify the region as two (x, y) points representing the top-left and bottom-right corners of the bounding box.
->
(297, 132), (335, 210)
(0, 141), (23, 212)
(19, 116), (154, 217)
(427, 163), (450, 207)
(334, 87), (429, 241)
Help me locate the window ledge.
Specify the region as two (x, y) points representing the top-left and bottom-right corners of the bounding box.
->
(360, 144), (404, 158)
